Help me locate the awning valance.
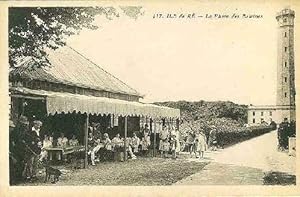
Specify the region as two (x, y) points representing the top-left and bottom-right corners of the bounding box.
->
(10, 87), (180, 119)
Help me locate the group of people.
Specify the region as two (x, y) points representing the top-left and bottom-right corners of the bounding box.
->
(9, 115), (82, 183)
(9, 116), (182, 183)
(184, 127), (218, 159)
(158, 125), (181, 159)
(86, 123), (183, 165)
(9, 116), (43, 183)
(86, 123), (155, 165)
(185, 130), (208, 159)
(40, 133), (80, 161)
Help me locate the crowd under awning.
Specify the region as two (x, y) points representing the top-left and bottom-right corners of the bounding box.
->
(10, 87), (180, 119)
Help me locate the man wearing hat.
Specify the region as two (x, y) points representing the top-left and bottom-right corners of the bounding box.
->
(23, 119), (42, 181)
(11, 116), (29, 182)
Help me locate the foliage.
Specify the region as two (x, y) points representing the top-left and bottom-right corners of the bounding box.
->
(154, 100), (248, 137)
(9, 7), (119, 68)
(155, 100), (274, 147)
(9, 6), (144, 68)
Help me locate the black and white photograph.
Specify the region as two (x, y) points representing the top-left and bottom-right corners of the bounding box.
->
(1, 0), (299, 196)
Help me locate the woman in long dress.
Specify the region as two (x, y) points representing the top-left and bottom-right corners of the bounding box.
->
(196, 132), (207, 159)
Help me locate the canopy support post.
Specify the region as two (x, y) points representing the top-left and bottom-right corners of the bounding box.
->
(84, 113), (89, 168)
(124, 116), (128, 161)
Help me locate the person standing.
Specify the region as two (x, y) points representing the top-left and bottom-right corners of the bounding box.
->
(23, 120), (41, 181)
(278, 118), (290, 150)
(186, 131), (195, 157)
(175, 128), (181, 157)
(170, 126), (178, 159)
(159, 125), (170, 158)
(87, 132), (97, 165)
(143, 124), (151, 148)
(209, 127), (217, 151)
(31, 120), (43, 179)
(195, 131), (207, 159)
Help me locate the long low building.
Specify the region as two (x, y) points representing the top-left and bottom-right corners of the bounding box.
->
(247, 105), (295, 125)
(9, 46), (180, 165)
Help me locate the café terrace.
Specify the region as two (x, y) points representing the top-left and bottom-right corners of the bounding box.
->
(9, 46), (180, 167)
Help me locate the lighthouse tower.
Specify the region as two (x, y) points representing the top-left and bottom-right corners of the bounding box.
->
(247, 8), (296, 125)
(275, 8), (296, 122)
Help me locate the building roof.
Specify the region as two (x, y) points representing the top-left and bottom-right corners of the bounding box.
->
(248, 105), (295, 110)
(10, 86), (180, 118)
(10, 46), (142, 97)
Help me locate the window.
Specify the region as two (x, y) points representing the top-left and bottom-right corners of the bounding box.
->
(253, 118), (255, 123)
(283, 18), (287, 22)
(285, 61), (287, 67)
(284, 77), (287, 82)
(253, 111), (255, 116)
(285, 92), (287, 97)
(269, 111), (272, 116)
(261, 118), (264, 123)
(285, 32), (287, 37)
(285, 47), (288, 52)
(261, 112), (264, 116)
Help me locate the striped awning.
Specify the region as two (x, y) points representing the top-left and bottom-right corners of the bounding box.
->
(10, 87), (180, 118)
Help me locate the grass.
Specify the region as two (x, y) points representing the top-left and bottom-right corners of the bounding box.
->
(17, 156), (209, 186)
(263, 171), (296, 185)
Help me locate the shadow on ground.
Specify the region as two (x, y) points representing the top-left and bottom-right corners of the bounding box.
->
(263, 171), (296, 185)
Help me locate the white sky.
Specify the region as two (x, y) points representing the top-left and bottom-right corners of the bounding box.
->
(67, 3), (297, 105)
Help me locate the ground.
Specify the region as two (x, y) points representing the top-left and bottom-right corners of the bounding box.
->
(17, 130), (295, 186)
(175, 130), (296, 185)
(17, 156), (208, 186)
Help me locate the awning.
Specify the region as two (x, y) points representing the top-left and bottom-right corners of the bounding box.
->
(10, 87), (180, 118)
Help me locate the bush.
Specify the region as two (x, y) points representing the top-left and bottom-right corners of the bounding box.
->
(216, 125), (274, 148)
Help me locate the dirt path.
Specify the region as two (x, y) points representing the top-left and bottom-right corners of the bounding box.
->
(175, 130), (296, 185)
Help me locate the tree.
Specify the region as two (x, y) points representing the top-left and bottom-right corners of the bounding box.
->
(9, 6), (143, 68)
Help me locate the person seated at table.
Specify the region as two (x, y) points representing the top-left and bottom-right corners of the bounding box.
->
(131, 133), (140, 154)
(57, 133), (68, 160)
(49, 132), (54, 144)
(88, 136), (102, 166)
(39, 134), (53, 162)
(57, 133), (68, 147)
(112, 133), (123, 151)
(126, 137), (137, 160)
(69, 134), (79, 146)
(99, 133), (112, 161)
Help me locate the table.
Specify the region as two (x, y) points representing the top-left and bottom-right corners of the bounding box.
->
(44, 146), (85, 162)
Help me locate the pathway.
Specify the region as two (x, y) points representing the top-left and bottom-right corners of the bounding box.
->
(175, 130), (296, 185)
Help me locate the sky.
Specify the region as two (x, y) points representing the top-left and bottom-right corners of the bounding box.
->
(67, 3), (296, 105)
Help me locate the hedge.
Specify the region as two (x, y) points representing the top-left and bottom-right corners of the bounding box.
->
(216, 124), (276, 148)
